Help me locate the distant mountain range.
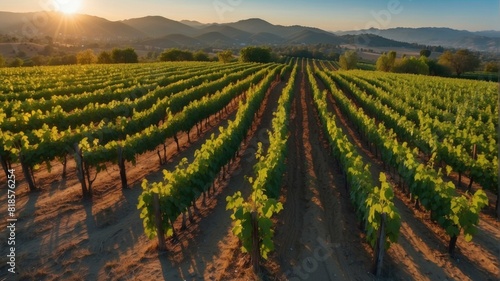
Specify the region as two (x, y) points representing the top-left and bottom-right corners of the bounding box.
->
(337, 27), (500, 52)
(0, 11), (144, 39)
(0, 11), (498, 51)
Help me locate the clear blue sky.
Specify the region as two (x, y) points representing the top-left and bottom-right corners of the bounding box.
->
(2, 0), (499, 31)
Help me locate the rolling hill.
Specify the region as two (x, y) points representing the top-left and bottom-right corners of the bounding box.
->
(226, 18), (329, 38)
(180, 20), (208, 29)
(342, 34), (418, 48)
(141, 34), (201, 48)
(337, 27), (500, 51)
(0, 11), (498, 51)
(249, 32), (285, 45)
(0, 11), (145, 40)
(195, 32), (234, 46)
(121, 16), (197, 38)
(286, 29), (342, 45)
(197, 25), (252, 41)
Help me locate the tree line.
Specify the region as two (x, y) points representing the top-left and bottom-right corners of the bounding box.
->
(2, 43), (497, 77)
(0, 46), (280, 67)
(0, 42), (346, 68)
(338, 48), (498, 78)
(0, 47), (139, 67)
(76, 48), (139, 64)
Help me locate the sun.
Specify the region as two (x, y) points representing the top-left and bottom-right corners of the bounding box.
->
(55, 0), (82, 15)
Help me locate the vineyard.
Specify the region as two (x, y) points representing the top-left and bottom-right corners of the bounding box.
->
(0, 59), (498, 281)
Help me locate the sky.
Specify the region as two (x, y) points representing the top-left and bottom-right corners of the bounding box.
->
(1, 0), (499, 31)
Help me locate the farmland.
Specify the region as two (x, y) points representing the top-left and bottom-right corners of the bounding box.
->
(0, 60), (498, 281)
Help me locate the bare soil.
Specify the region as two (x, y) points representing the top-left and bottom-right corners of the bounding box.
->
(0, 63), (498, 281)
(320, 68), (500, 281)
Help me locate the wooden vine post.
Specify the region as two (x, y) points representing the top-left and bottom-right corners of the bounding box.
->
(19, 151), (37, 192)
(372, 212), (387, 276)
(153, 193), (167, 251)
(448, 234), (458, 256)
(117, 146), (128, 189)
(467, 144), (477, 191)
(496, 189), (500, 219)
(15, 139), (37, 192)
(74, 143), (90, 199)
(0, 154), (11, 179)
(61, 155), (67, 179)
(251, 211), (260, 274)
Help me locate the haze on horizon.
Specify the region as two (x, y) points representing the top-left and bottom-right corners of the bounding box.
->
(1, 0), (499, 32)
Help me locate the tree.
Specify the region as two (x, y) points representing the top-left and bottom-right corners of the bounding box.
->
(392, 56), (429, 75)
(420, 49), (432, 58)
(339, 50), (358, 70)
(425, 59), (452, 76)
(288, 48), (314, 58)
(438, 49), (480, 76)
(9, 58), (24, 67)
(76, 49), (97, 64)
(17, 51), (26, 58)
(376, 54), (390, 72)
(146, 51), (154, 61)
(339, 56), (348, 70)
(31, 55), (47, 66)
(193, 51), (210, 61)
(45, 35), (53, 45)
(98, 51), (113, 64)
(240, 46), (272, 63)
(111, 48), (138, 63)
(484, 61), (499, 73)
(159, 49), (194, 61)
(388, 51), (397, 65)
(48, 56), (62, 66)
(61, 54), (77, 65)
(326, 52), (340, 61)
(39, 44), (53, 56)
(217, 50), (233, 63)
(376, 52), (396, 72)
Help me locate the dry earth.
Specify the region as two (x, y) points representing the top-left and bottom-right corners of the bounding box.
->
(0, 62), (498, 281)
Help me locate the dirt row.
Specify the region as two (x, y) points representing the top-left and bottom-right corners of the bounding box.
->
(0, 78), (268, 280)
(1, 62), (498, 281)
(314, 66), (500, 281)
(264, 60), (375, 281)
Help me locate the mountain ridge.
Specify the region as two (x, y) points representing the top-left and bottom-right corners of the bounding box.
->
(0, 11), (498, 51)
(337, 27), (500, 52)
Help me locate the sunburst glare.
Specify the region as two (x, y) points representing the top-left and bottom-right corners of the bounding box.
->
(54, 0), (82, 15)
